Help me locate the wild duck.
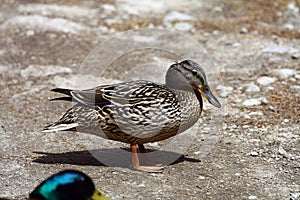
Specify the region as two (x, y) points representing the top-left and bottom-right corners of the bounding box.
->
(43, 60), (221, 172)
(29, 169), (109, 200)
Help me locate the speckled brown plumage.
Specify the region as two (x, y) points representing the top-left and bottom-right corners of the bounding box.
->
(43, 60), (221, 172)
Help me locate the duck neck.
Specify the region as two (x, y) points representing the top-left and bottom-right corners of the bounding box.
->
(170, 88), (203, 132)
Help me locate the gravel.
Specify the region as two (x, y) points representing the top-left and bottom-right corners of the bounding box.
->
(1, 0), (300, 200)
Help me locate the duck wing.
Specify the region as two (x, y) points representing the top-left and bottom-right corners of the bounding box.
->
(70, 80), (175, 107)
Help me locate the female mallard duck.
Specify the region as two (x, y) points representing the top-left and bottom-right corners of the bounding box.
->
(29, 170), (109, 200)
(43, 60), (221, 172)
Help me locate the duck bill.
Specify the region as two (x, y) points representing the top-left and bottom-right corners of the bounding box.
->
(91, 189), (110, 200)
(198, 87), (221, 108)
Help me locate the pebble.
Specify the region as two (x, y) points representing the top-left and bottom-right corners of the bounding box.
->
(26, 29), (35, 36)
(216, 85), (233, 98)
(240, 27), (248, 34)
(163, 11), (194, 25)
(173, 22), (193, 32)
(283, 23), (294, 30)
(291, 52), (300, 59)
(250, 151), (259, 156)
(290, 192), (300, 200)
(232, 42), (241, 47)
(271, 68), (296, 79)
(248, 111), (264, 116)
(295, 74), (300, 79)
(256, 76), (276, 86)
(212, 6), (223, 12)
(283, 119), (289, 123)
(147, 142), (159, 147)
(216, 85), (233, 92)
(212, 30), (219, 35)
(102, 4), (116, 13)
(242, 98), (264, 106)
(220, 91), (229, 98)
(248, 195), (257, 200)
(278, 146), (289, 158)
(245, 82), (260, 92)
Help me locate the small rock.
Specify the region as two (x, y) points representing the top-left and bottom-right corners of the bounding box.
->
(102, 4), (116, 13)
(248, 111), (264, 116)
(147, 142), (159, 147)
(245, 82), (260, 92)
(257, 76), (276, 86)
(216, 85), (233, 98)
(216, 85), (233, 92)
(278, 146), (288, 158)
(163, 11), (194, 25)
(248, 195), (257, 200)
(291, 85), (300, 92)
(212, 30), (219, 35)
(147, 23), (154, 28)
(232, 42), (241, 47)
(173, 22), (193, 32)
(295, 74), (300, 79)
(283, 23), (294, 30)
(250, 151), (259, 156)
(291, 52), (300, 59)
(271, 68), (296, 79)
(240, 27), (248, 34)
(220, 91), (229, 98)
(290, 192), (300, 200)
(261, 97), (268, 104)
(283, 119), (289, 123)
(242, 98), (263, 106)
(26, 29), (35, 36)
(268, 106), (275, 111)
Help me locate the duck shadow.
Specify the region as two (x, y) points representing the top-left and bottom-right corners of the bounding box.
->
(32, 148), (201, 169)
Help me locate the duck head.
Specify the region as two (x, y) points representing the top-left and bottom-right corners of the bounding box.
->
(29, 170), (109, 200)
(166, 59), (221, 108)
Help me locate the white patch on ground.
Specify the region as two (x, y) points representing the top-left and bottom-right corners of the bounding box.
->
(117, 0), (166, 15)
(271, 68), (296, 79)
(163, 11), (194, 25)
(242, 98), (267, 106)
(1, 15), (90, 34)
(262, 45), (299, 54)
(284, 2), (300, 31)
(245, 82), (260, 93)
(256, 76), (276, 86)
(20, 65), (72, 78)
(49, 74), (119, 89)
(0, 65), (9, 73)
(132, 35), (157, 43)
(117, 0), (203, 15)
(17, 4), (97, 19)
(173, 22), (194, 32)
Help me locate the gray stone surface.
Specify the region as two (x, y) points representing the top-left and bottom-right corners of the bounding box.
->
(1, 0), (300, 200)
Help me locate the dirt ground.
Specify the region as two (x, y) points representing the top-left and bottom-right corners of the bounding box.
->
(1, 0), (300, 199)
